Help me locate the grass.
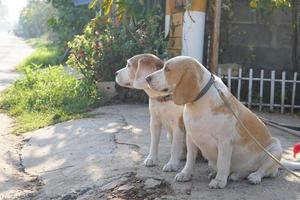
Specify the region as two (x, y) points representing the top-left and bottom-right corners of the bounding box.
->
(0, 66), (101, 134)
(17, 37), (63, 71)
(1, 36), (102, 134)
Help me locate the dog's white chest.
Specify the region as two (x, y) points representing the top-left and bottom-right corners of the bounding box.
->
(184, 104), (236, 162)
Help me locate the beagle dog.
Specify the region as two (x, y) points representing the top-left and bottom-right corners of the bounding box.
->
(115, 54), (186, 172)
(146, 56), (285, 188)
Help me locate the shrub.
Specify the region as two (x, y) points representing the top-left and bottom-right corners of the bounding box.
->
(0, 66), (100, 133)
(67, 8), (168, 82)
(46, 0), (96, 47)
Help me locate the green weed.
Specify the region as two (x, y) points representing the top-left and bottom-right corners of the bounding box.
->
(0, 66), (101, 134)
(17, 37), (63, 71)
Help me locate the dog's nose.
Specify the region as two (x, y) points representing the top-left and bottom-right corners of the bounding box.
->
(115, 71), (119, 76)
(146, 76), (152, 83)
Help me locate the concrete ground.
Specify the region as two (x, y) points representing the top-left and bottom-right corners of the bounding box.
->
(0, 33), (299, 200)
(16, 105), (300, 200)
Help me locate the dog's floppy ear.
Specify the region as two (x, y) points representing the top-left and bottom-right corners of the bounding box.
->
(173, 68), (200, 105)
(133, 56), (163, 89)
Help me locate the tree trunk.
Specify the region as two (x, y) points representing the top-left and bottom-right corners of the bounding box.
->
(291, 0), (299, 72)
(209, 0), (221, 73)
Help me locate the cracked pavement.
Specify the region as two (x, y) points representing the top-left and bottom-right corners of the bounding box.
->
(18, 105), (300, 200)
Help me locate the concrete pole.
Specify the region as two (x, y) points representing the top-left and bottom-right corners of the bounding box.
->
(209, 0), (222, 73)
(181, 0), (207, 63)
(165, 0), (172, 38)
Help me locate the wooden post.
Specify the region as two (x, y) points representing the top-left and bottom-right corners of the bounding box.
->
(209, 0), (221, 73)
(291, 0), (299, 72)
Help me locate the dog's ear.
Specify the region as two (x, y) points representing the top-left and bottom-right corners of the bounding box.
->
(173, 68), (200, 105)
(154, 58), (164, 70)
(133, 56), (163, 89)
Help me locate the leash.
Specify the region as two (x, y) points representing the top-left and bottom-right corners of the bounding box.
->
(260, 117), (300, 138)
(210, 74), (300, 179)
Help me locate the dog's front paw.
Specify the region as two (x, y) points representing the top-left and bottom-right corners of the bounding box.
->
(144, 156), (157, 167)
(247, 172), (262, 185)
(209, 178), (227, 189)
(175, 171), (192, 182)
(163, 161), (180, 172)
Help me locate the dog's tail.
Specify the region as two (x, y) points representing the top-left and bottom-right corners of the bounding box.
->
(280, 160), (300, 171)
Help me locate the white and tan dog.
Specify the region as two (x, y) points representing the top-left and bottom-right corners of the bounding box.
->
(115, 54), (186, 172)
(146, 56), (299, 189)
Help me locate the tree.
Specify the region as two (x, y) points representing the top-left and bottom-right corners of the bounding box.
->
(46, 0), (96, 46)
(16, 0), (56, 37)
(89, 0), (164, 24)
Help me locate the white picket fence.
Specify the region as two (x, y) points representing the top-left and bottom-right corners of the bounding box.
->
(217, 68), (300, 113)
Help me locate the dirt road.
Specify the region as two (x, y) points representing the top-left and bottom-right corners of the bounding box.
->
(0, 33), (36, 200)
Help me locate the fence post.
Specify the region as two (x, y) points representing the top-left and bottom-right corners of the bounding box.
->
(291, 72), (297, 113)
(281, 71), (286, 113)
(270, 70), (275, 112)
(227, 68), (231, 91)
(259, 70), (264, 111)
(217, 67), (222, 77)
(248, 68), (253, 108)
(237, 68), (242, 100)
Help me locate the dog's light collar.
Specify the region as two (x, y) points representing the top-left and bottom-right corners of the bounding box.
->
(193, 74), (215, 102)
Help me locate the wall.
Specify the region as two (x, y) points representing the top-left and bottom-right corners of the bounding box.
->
(217, 0), (299, 72)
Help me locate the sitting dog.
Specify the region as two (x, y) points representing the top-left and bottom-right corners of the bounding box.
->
(145, 56), (298, 188)
(115, 54), (186, 172)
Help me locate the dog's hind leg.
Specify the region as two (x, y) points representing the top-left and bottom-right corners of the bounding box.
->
(228, 171), (249, 181)
(247, 138), (282, 184)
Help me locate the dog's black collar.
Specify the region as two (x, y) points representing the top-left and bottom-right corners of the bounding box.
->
(193, 74), (215, 102)
(155, 94), (172, 102)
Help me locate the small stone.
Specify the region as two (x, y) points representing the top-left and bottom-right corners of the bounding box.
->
(160, 195), (176, 199)
(185, 189), (191, 195)
(117, 184), (134, 191)
(61, 193), (77, 200)
(102, 177), (128, 191)
(144, 178), (162, 189)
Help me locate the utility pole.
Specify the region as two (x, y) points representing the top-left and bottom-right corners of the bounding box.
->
(209, 0), (221, 73)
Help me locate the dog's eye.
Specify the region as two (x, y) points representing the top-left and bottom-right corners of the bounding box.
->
(164, 66), (170, 72)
